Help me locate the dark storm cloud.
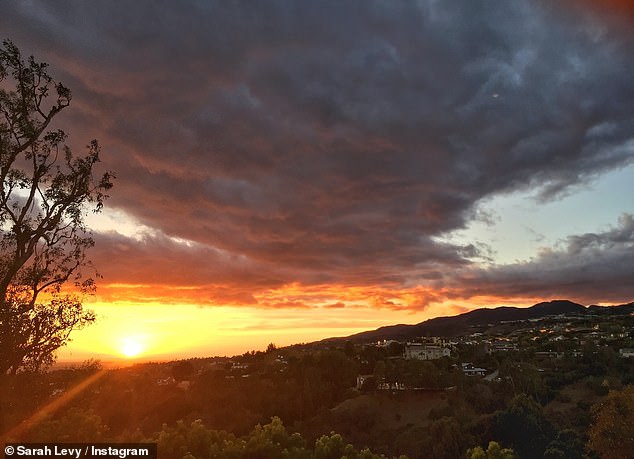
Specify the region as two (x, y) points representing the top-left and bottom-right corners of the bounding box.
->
(2, 1), (633, 303)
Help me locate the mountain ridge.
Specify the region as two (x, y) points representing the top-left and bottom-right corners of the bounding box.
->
(322, 299), (634, 344)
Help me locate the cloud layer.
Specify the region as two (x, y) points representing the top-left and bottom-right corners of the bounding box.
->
(2, 1), (633, 308)
(448, 214), (634, 304)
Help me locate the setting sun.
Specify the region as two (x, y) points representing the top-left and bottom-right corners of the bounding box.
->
(119, 337), (144, 358)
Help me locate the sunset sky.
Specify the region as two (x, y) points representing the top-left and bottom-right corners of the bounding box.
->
(2, 1), (633, 361)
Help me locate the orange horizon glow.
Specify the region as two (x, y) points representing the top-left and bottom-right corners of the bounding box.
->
(55, 281), (571, 363)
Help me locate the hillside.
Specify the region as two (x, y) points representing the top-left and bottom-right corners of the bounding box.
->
(324, 299), (634, 344)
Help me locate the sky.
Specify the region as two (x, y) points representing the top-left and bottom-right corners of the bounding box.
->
(1, 0), (633, 361)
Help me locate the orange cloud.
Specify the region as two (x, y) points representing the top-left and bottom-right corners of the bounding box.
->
(92, 281), (450, 312)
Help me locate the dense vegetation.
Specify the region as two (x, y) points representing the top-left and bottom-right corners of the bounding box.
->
(3, 314), (634, 458)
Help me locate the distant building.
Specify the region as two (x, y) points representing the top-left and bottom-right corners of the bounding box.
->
(486, 341), (518, 354)
(377, 381), (405, 391)
(460, 363), (487, 377)
(404, 343), (450, 360)
(425, 337), (451, 347)
(535, 351), (563, 359)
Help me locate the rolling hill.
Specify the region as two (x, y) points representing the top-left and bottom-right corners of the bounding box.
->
(323, 299), (634, 344)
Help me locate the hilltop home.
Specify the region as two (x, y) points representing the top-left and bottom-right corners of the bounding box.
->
(461, 363), (487, 377)
(485, 341), (518, 354)
(404, 343), (450, 360)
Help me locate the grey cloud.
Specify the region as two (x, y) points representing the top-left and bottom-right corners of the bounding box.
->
(451, 214), (634, 303)
(1, 1), (633, 296)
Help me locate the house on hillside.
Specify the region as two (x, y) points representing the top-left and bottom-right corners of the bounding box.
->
(460, 363), (487, 377)
(404, 343), (450, 360)
(425, 336), (451, 346)
(485, 341), (518, 354)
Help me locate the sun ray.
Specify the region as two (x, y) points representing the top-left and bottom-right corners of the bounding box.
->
(1, 369), (107, 442)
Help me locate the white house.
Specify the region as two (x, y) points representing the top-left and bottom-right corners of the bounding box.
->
(404, 343), (450, 360)
(461, 363), (487, 377)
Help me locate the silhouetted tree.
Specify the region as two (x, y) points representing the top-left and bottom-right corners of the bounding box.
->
(488, 394), (554, 458)
(343, 340), (355, 357)
(0, 39), (113, 373)
(29, 408), (108, 442)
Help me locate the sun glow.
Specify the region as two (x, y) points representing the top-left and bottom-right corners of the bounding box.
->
(119, 337), (144, 358)
(59, 301), (420, 361)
